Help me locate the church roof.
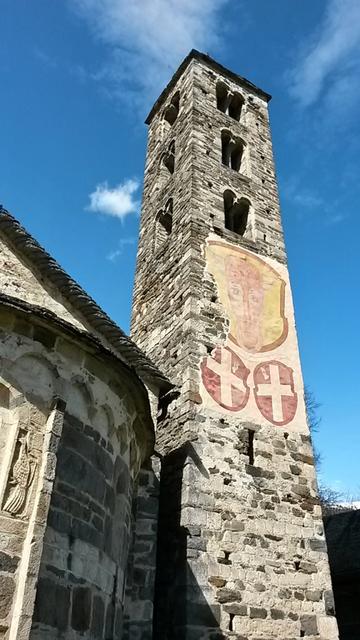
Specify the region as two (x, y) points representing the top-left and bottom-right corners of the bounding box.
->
(145, 49), (272, 124)
(0, 206), (172, 393)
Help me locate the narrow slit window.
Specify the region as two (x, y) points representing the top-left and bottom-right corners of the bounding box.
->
(228, 614), (235, 631)
(248, 429), (255, 465)
(237, 427), (255, 464)
(224, 191), (250, 236)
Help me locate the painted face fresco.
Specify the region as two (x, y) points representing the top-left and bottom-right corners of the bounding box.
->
(225, 255), (264, 351)
(206, 242), (288, 352)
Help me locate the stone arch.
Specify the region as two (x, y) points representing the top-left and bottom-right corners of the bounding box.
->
(8, 353), (56, 406)
(66, 377), (94, 423)
(94, 403), (114, 438)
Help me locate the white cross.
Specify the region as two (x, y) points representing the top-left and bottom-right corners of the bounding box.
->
(256, 363), (293, 422)
(206, 349), (246, 407)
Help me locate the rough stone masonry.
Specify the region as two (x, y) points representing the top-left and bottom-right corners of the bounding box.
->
(0, 50), (340, 640)
(131, 50), (340, 639)
(0, 209), (168, 640)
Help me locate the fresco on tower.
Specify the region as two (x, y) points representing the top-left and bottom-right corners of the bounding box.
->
(200, 237), (305, 430)
(205, 242), (288, 353)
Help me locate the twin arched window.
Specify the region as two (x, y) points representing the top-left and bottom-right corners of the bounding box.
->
(221, 131), (245, 172)
(157, 84), (251, 244)
(216, 82), (244, 121)
(218, 81), (251, 236)
(163, 92), (180, 126)
(162, 140), (175, 175)
(155, 198), (173, 250)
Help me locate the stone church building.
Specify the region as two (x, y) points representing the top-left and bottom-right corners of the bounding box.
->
(0, 51), (341, 639)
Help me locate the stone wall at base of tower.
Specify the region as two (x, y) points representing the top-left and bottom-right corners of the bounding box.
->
(153, 418), (338, 639)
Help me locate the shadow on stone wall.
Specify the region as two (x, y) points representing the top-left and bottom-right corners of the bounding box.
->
(324, 509), (360, 640)
(153, 442), (225, 640)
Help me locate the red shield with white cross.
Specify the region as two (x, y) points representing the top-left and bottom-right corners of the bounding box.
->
(201, 346), (250, 411)
(254, 360), (297, 426)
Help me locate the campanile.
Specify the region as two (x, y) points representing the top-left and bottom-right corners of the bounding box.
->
(131, 50), (338, 640)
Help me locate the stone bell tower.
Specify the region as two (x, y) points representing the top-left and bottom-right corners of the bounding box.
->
(131, 51), (338, 640)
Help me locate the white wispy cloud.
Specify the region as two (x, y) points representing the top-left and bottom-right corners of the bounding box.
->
(292, 192), (323, 209)
(69, 0), (229, 106)
(33, 47), (58, 69)
(325, 213), (347, 226)
(87, 179), (140, 219)
(289, 0), (360, 109)
(107, 237), (136, 261)
(283, 180), (323, 210)
(282, 179), (348, 226)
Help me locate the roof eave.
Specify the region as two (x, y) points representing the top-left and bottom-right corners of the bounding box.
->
(0, 206), (173, 394)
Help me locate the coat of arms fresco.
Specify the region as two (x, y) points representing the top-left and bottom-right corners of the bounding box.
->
(201, 345), (250, 412)
(200, 238), (302, 429)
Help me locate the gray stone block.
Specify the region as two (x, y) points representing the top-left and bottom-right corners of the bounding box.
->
(33, 577), (70, 630)
(71, 586), (92, 632)
(0, 552), (19, 573)
(300, 614), (318, 636)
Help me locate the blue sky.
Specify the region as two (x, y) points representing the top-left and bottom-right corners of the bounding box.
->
(1, 0), (359, 496)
